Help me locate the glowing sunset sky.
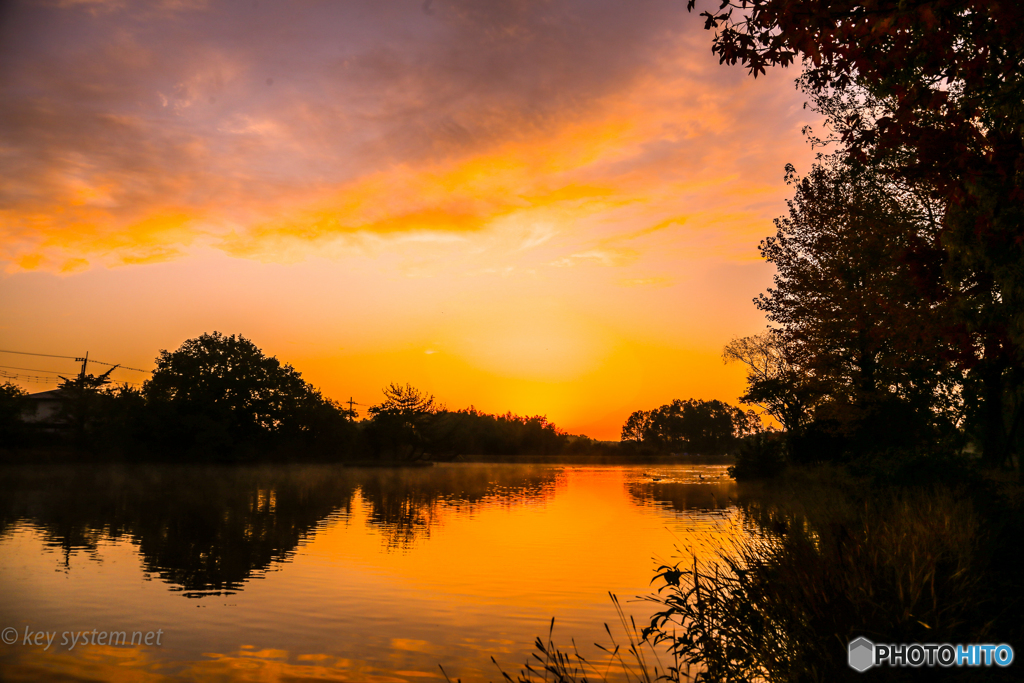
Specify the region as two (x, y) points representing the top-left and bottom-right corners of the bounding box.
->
(0, 0), (820, 439)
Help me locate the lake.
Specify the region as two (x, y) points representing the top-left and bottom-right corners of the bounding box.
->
(0, 463), (751, 681)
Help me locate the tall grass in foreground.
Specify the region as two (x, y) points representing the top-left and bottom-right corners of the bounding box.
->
(468, 468), (1020, 682)
(440, 594), (682, 683)
(644, 486), (996, 682)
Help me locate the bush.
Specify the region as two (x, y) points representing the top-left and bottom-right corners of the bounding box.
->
(728, 432), (787, 480)
(0, 382), (29, 449)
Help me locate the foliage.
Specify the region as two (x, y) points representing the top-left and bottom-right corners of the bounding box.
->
(0, 382), (29, 414)
(621, 409), (655, 446)
(365, 387), (578, 460)
(56, 367), (119, 444)
(3, 336), (608, 461)
(143, 332), (351, 456)
(85, 382), (150, 451)
(723, 117), (1019, 466)
(761, 160), (950, 405)
(689, 0), (1024, 469)
(0, 381), (29, 447)
(741, 156), (970, 462)
(728, 431), (787, 480)
(562, 433), (620, 457)
(622, 399), (757, 455)
(365, 383), (441, 460)
(689, 0), (1024, 213)
(57, 368), (117, 393)
(722, 332), (822, 440)
(430, 407), (569, 458)
(371, 382), (439, 415)
(479, 468), (1022, 683)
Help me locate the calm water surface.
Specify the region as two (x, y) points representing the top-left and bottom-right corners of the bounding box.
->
(0, 463), (751, 681)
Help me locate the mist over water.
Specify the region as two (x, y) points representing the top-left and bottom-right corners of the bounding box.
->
(0, 463), (749, 681)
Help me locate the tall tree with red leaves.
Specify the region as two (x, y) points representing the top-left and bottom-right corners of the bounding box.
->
(690, 0), (1024, 465)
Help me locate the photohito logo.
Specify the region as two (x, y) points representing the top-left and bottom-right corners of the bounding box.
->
(848, 637), (875, 672)
(848, 637), (1014, 671)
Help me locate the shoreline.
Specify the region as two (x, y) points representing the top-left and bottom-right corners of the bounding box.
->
(0, 448), (735, 467)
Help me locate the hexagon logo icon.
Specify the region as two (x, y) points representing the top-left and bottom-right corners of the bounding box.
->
(848, 637), (875, 672)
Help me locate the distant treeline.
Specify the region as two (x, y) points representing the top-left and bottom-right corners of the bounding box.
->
(0, 332), (642, 461)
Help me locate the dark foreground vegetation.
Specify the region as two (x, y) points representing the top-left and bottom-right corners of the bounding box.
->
(475, 1), (1024, 680)
(645, 465), (1022, 682)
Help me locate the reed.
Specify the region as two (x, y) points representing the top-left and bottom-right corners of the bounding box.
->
(642, 482), (1005, 682)
(442, 593), (682, 683)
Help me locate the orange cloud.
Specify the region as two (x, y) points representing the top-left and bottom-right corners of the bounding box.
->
(59, 257), (90, 273)
(1, 15), (817, 275)
(16, 253), (45, 271)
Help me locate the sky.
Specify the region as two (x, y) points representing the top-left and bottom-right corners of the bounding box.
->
(0, 0), (821, 440)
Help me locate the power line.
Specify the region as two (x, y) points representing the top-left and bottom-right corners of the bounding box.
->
(88, 358), (149, 374)
(0, 349), (78, 360)
(0, 369), (57, 384)
(0, 349), (150, 373)
(0, 364), (65, 374)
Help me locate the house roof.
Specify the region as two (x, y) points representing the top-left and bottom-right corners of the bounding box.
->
(26, 389), (65, 401)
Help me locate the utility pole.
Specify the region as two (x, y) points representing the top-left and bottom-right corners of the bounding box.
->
(348, 396), (356, 417)
(75, 352), (89, 381)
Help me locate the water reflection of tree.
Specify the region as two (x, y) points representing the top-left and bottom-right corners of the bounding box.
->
(352, 465), (558, 550)
(0, 464), (559, 593)
(0, 465), (358, 596)
(626, 480), (740, 514)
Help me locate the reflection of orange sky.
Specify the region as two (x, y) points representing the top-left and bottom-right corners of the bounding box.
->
(0, 5), (819, 438)
(318, 469), (742, 603)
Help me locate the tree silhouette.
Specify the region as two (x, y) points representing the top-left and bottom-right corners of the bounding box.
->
(723, 331), (820, 441)
(143, 332), (344, 455)
(372, 383), (438, 415)
(755, 157), (964, 454)
(621, 409), (654, 445)
(621, 398), (756, 455)
(690, 0), (1024, 466)
(366, 383), (440, 460)
(0, 382), (29, 447)
(57, 366), (118, 443)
